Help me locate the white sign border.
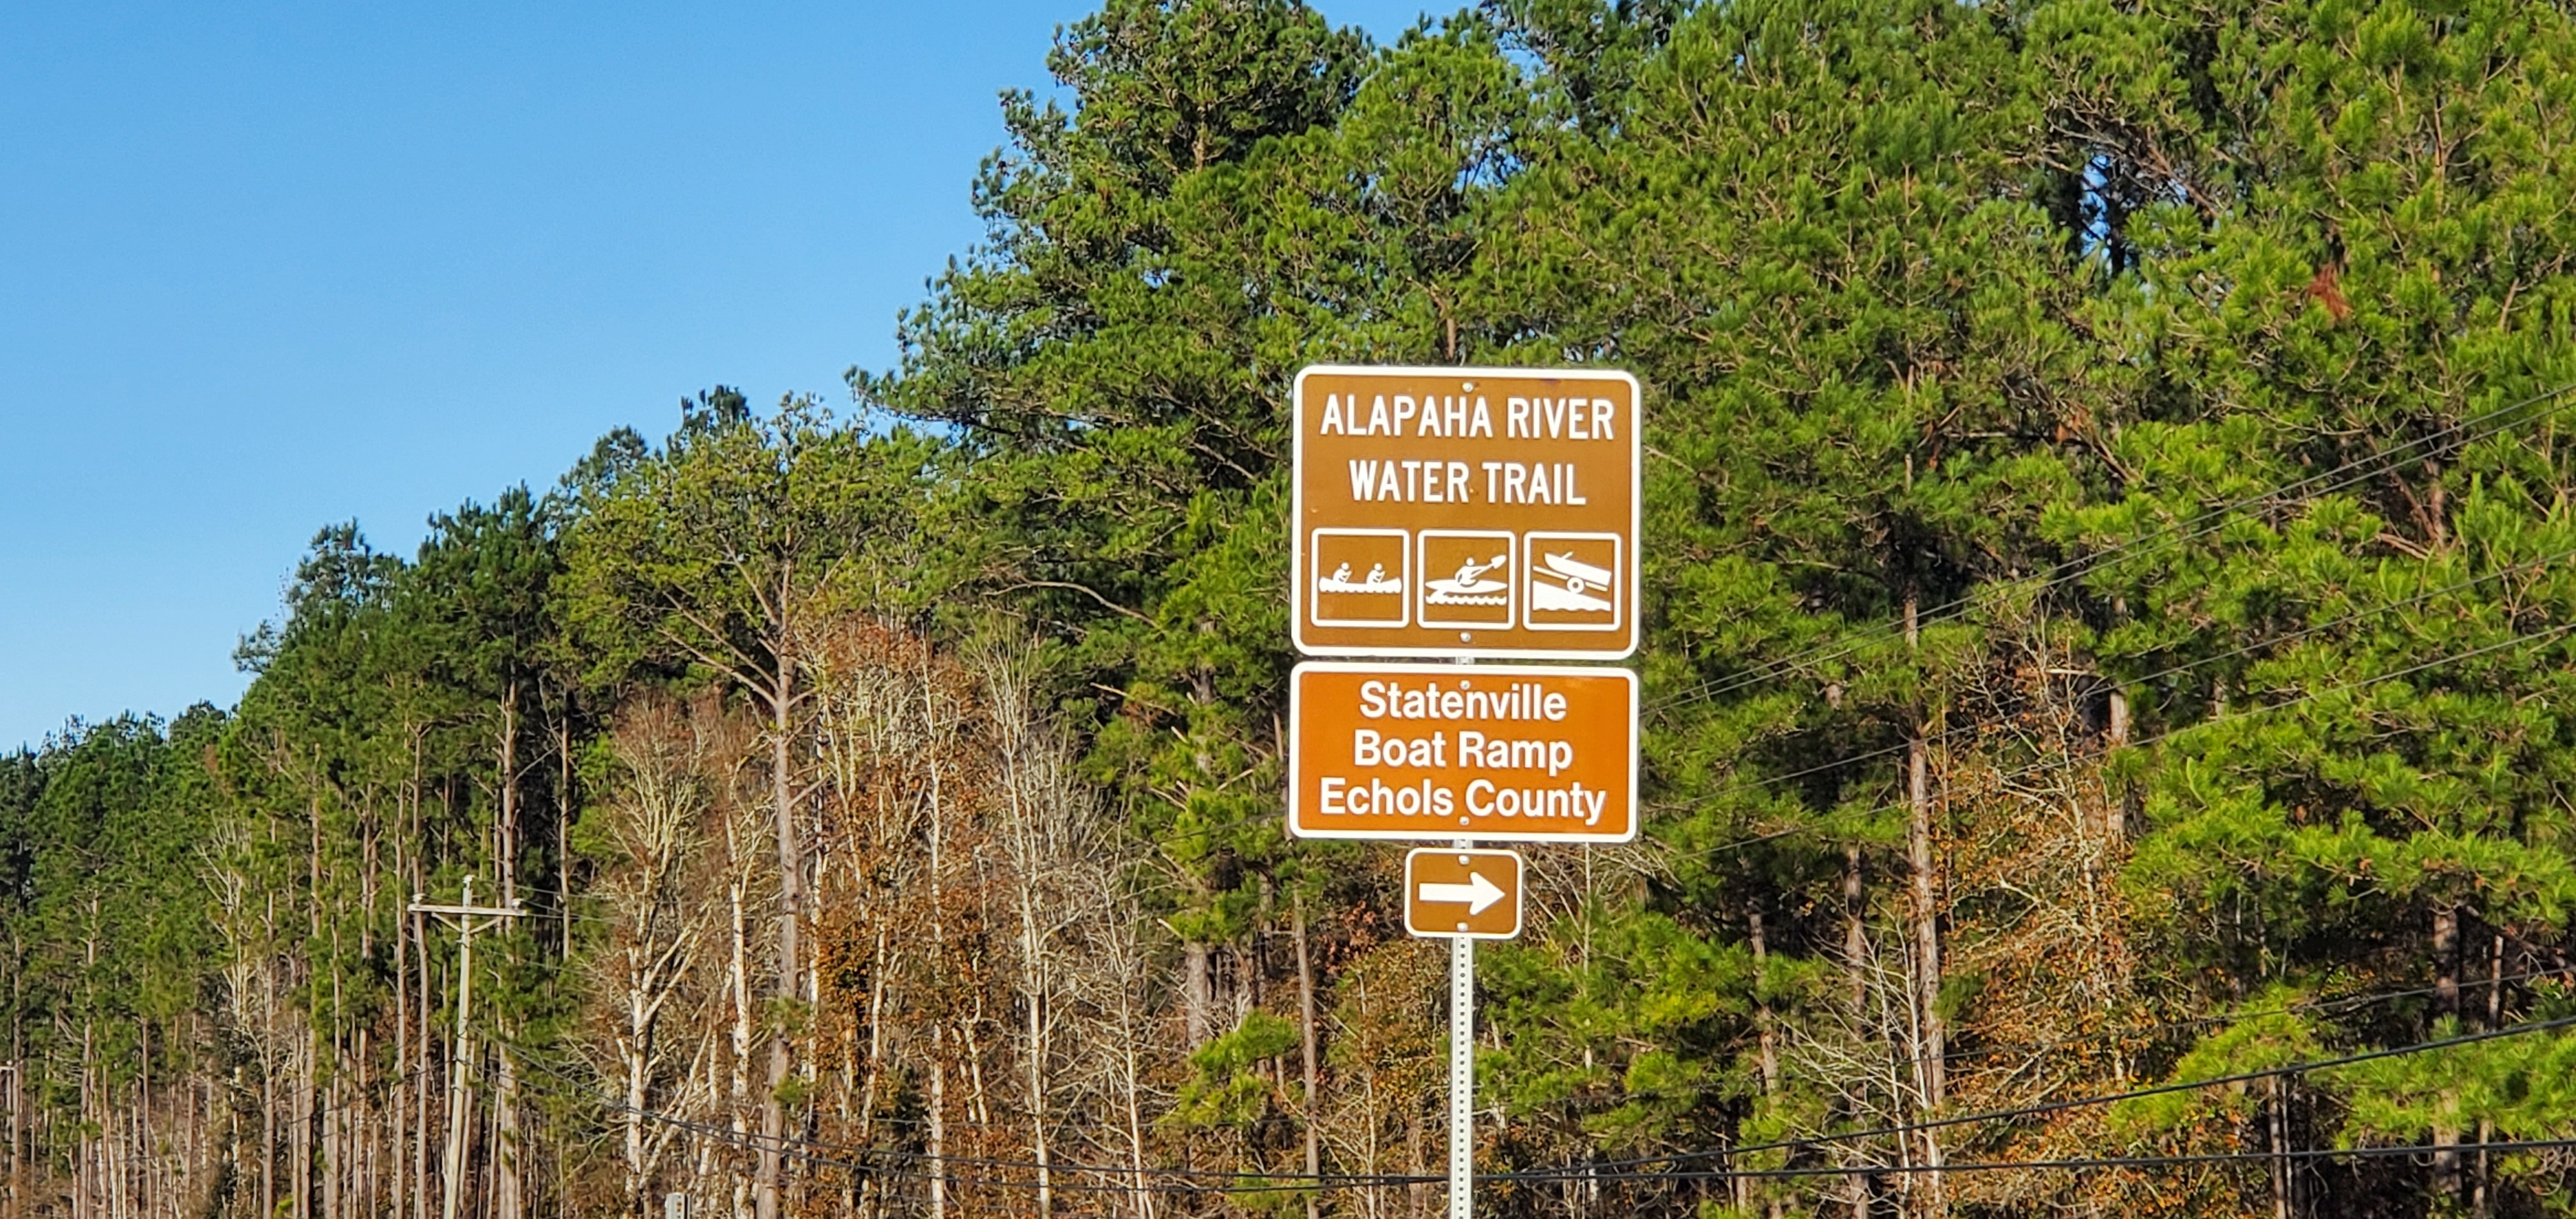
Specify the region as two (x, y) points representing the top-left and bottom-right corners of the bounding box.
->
(1287, 660), (1641, 843)
(1291, 363), (1642, 661)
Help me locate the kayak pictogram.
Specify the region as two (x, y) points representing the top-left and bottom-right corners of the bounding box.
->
(1424, 553), (1510, 606)
(1418, 532), (1516, 628)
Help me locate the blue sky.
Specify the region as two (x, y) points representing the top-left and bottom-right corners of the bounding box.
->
(0, 1), (1435, 751)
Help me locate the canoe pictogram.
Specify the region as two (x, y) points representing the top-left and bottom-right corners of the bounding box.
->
(1316, 561), (1404, 595)
(1530, 551), (1614, 613)
(1425, 554), (1510, 606)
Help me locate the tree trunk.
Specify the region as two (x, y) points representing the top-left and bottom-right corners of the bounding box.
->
(2268, 1074), (2294, 1219)
(295, 808), (318, 1219)
(294, 1033), (314, 1219)
(2475, 930), (2504, 1218)
(857, 928), (890, 1219)
(359, 815), (379, 1219)
(728, 873), (755, 1219)
(1120, 1034), (1153, 1219)
(261, 931), (277, 1219)
(2107, 597), (2133, 839)
(1749, 901), (1784, 1219)
(77, 1018), (93, 1219)
(560, 711), (576, 956)
(625, 983), (652, 1216)
(1904, 595), (1945, 1219)
(9, 974), (24, 1219)
(137, 1020), (151, 1219)
(1020, 908), (1053, 1219)
(323, 1046), (341, 1219)
(1843, 843), (1869, 1219)
(1183, 944), (1213, 1046)
(756, 664), (800, 1219)
(409, 770), (431, 1219)
(2433, 905), (2462, 1197)
(1107, 910), (1155, 1219)
(1294, 897), (1322, 1219)
(413, 905), (434, 1219)
(926, 678), (950, 1219)
(494, 1052), (523, 1219)
(496, 684), (526, 1219)
(394, 842), (411, 1219)
(360, 1029), (378, 1219)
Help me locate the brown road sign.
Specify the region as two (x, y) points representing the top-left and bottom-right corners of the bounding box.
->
(1288, 661), (1638, 843)
(1293, 364), (1639, 659)
(1406, 848), (1524, 940)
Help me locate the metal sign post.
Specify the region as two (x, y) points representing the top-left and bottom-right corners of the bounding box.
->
(1402, 844), (1519, 1217)
(1450, 908), (1475, 1219)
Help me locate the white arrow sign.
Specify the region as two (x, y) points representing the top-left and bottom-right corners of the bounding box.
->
(1418, 870), (1507, 915)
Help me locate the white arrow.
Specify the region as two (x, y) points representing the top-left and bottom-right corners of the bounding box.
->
(1419, 870), (1507, 916)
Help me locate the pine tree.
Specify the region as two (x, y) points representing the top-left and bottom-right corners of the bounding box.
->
(560, 391), (940, 1218)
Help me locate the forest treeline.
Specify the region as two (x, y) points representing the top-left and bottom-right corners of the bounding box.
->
(10, 0), (2576, 1216)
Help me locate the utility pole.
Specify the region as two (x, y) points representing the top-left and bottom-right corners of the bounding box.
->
(413, 877), (525, 1219)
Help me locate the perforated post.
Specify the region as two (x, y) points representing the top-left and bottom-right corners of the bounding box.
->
(1449, 839), (1475, 1219)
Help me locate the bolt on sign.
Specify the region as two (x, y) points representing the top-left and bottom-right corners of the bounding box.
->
(1293, 365), (1640, 659)
(1287, 661), (1638, 843)
(1405, 848), (1524, 939)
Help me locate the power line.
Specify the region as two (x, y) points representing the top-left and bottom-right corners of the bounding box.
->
(494, 1032), (1406, 1194)
(1515, 961), (2576, 1121)
(572, 1079), (2576, 1193)
(1653, 379), (2576, 714)
(1505, 1011), (2576, 1181)
(502, 963), (2573, 1169)
(1651, 542), (2576, 819)
(1665, 614), (2576, 865)
(549, 1080), (1423, 1195)
(1490, 1136), (2576, 1184)
(1649, 380), (2576, 717)
(511, 1029), (2576, 1193)
(486, 999), (2576, 1194)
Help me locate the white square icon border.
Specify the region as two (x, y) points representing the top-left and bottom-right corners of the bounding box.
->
(1522, 532), (1623, 632)
(1308, 528), (1411, 629)
(1416, 530), (1517, 629)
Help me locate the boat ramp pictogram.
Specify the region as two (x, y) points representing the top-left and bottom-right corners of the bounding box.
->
(1529, 551), (1614, 613)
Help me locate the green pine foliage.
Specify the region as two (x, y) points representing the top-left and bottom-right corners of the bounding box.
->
(14, 2), (2576, 1216)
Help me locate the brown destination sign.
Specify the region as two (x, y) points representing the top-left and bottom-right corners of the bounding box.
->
(1405, 848), (1525, 940)
(1292, 364), (1640, 659)
(1287, 661), (1639, 843)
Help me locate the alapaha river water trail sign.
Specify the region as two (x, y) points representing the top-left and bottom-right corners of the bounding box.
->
(1294, 365), (1639, 660)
